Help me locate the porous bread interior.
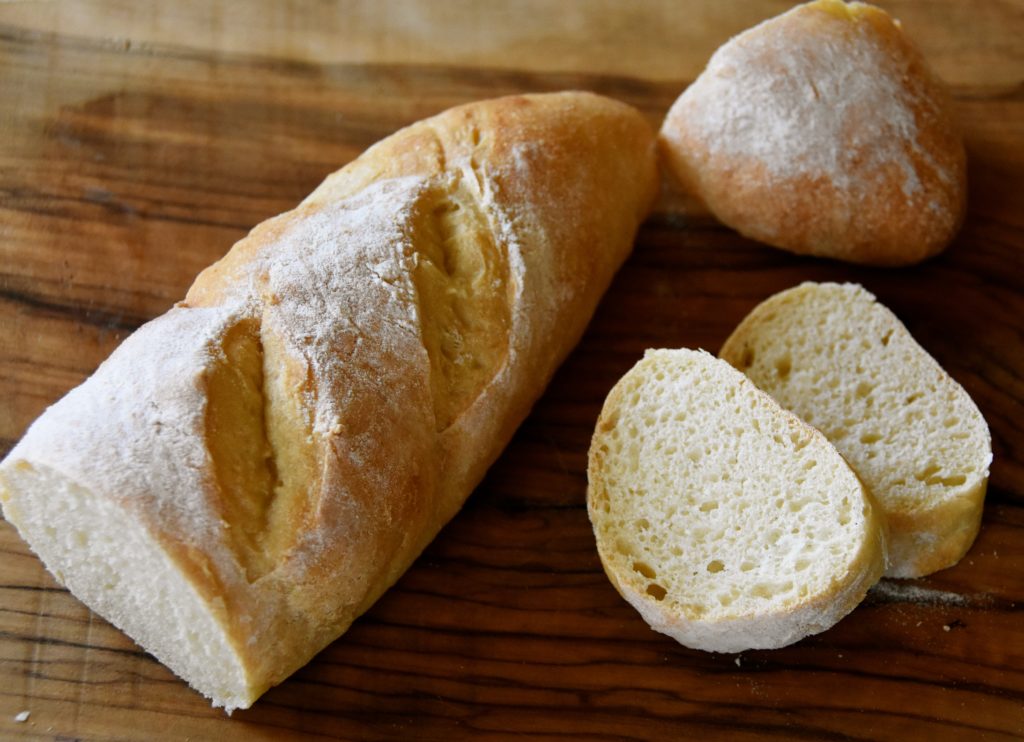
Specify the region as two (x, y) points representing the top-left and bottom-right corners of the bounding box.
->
(720, 282), (991, 577)
(588, 349), (877, 650)
(0, 462), (251, 710)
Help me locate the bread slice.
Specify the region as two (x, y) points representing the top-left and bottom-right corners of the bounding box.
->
(720, 282), (992, 578)
(587, 349), (886, 653)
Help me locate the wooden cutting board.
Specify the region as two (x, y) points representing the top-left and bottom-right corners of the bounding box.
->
(1, 1), (1022, 738)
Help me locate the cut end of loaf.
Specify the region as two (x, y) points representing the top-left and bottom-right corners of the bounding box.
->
(588, 349), (885, 653)
(0, 461), (256, 712)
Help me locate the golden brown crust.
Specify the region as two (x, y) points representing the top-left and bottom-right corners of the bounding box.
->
(203, 92), (659, 698)
(659, 0), (966, 266)
(0, 92), (657, 708)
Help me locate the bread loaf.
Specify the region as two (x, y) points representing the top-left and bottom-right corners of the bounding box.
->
(0, 92), (658, 710)
(587, 349), (886, 652)
(659, 0), (966, 266)
(720, 282), (992, 577)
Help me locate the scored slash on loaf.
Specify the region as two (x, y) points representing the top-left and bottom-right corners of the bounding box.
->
(0, 92), (658, 710)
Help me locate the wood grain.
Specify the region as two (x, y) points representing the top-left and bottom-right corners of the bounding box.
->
(1, 1), (1022, 739)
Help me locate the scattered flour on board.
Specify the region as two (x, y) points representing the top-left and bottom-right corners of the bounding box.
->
(868, 580), (985, 607)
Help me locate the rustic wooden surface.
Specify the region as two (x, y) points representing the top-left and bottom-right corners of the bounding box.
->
(1, 1), (1022, 739)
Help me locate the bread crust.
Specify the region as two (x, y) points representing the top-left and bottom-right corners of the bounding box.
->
(659, 0), (966, 266)
(0, 92), (658, 709)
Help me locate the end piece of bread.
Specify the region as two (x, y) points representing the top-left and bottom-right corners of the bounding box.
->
(659, 0), (966, 266)
(720, 282), (992, 578)
(587, 349), (886, 653)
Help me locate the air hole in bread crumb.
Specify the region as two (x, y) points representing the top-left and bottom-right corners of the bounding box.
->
(915, 464), (941, 482)
(775, 356), (792, 379)
(635, 518), (650, 531)
(906, 392), (923, 404)
(632, 561), (657, 579)
(944, 417), (959, 428)
(860, 432), (882, 444)
(738, 346), (756, 369)
(699, 501), (719, 513)
(855, 382), (873, 399)
(646, 583), (667, 601)
(881, 330), (893, 346)
(795, 559), (810, 572)
(706, 560), (725, 573)
(751, 585), (773, 599)
(740, 561), (754, 572)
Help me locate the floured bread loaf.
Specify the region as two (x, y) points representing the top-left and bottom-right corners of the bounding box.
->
(720, 282), (992, 578)
(0, 92), (658, 710)
(587, 349), (886, 652)
(659, 0), (966, 266)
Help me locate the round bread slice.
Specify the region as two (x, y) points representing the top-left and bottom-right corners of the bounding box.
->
(659, 0), (966, 266)
(587, 349), (886, 653)
(720, 282), (992, 578)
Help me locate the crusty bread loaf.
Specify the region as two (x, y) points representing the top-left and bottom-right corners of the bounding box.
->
(720, 282), (992, 578)
(0, 92), (658, 710)
(659, 0), (966, 266)
(587, 349), (886, 652)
